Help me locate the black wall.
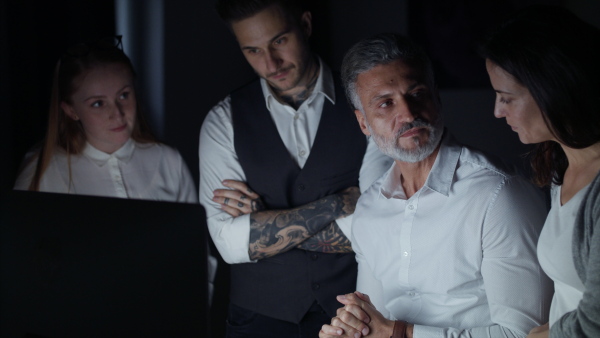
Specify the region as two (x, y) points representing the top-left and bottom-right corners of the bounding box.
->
(7, 0), (583, 191)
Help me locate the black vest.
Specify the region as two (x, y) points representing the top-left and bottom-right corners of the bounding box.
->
(230, 76), (367, 323)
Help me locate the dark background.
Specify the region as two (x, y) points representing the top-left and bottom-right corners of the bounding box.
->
(9, 0), (594, 192)
(2, 0), (599, 336)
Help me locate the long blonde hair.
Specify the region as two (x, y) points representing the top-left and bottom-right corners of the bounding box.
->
(29, 39), (155, 191)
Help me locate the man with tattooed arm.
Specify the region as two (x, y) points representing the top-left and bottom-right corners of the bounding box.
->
(198, 1), (391, 337)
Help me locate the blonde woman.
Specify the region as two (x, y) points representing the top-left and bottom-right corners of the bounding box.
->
(15, 36), (196, 203)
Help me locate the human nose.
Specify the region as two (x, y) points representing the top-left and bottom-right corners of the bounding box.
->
(110, 101), (126, 119)
(265, 49), (281, 73)
(394, 97), (417, 124)
(493, 103), (505, 119)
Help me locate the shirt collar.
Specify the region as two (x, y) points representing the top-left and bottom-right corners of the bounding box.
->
(423, 131), (461, 197)
(379, 130), (461, 199)
(261, 56), (335, 111)
(83, 138), (135, 166)
(379, 163), (406, 199)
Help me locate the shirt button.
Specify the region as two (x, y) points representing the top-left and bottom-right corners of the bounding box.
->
(403, 251), (409, 257)
(299, 150), (306, 157)
(408, 292), (415, 297)
(294, 114), (299, 120)
(312, 283), (320, 290)
(298, 184), (305, 191)
(311, 254), (318, 260)
(408, 205), (414, 210)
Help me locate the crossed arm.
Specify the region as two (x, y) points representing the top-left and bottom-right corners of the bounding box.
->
(213, 180), (357, 260)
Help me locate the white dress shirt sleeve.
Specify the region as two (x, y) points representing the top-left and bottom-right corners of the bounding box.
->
(199, 97), (254, 264)
(412, 176), (551, 338)
(13, 151), (38, 191)
(336, 137), (393, 238)
(174, 148), (198, 204)
(353, 223), (391, 320)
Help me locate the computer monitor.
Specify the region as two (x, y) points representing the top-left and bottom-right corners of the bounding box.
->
(1, 190), (208, 337)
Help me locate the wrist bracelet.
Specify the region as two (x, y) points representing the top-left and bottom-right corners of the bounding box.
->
(391, 320), (407, 338)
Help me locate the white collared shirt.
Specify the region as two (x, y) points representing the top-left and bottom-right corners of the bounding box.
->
(15, 139), (197, 203)
(199, 58), (393, 264)
(352, 133), (552, 337)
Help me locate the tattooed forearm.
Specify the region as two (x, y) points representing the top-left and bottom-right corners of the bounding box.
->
(248, 187), (359, 260)
(296, 221), (352, 253)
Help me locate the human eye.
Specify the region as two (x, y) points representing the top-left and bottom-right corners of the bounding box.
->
(119, 91), (130, 100)
(91, 100), (103, 108)
(245, 48), (260, 55)
(378, 99), (393, 108)
(498, 96), (511, 104)
(409, 88), (428, 101)
(273, 36), (287, 46)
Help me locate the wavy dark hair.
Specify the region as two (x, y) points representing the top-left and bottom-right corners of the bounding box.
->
(480, 5), (600, 187)
(28, 38), (155, 191)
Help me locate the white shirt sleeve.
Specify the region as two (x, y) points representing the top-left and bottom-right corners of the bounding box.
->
(336, 137), (393, 238)
(14, 150), (71, 193)
(353, 223), (391, 319)
(173, 148), (198, 204)
(13, 151), (38, 190)
(413, 176), (551, 338)
(199, 96), (254, 264)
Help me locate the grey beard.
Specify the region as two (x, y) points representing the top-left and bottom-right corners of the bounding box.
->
(369, 118), (444, 163)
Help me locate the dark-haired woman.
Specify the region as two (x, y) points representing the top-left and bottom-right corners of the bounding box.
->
(481, 5), (600, 338)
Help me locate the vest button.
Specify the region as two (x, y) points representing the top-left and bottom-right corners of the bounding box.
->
(312, 283), (320, 290)
(298, 184), (305, 191)
(311, 254), (318, 260)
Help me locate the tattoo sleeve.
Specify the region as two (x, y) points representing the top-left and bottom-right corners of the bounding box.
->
(248, 188), (358, 260)
(296, 221), (352, 253)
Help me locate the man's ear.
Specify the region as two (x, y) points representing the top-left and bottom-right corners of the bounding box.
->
(300, 11), (312, 38)
(354, 109), (371, 136)
(61, 102), (79, 121)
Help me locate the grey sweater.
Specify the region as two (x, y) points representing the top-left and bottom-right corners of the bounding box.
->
(551, 171), (600, 337)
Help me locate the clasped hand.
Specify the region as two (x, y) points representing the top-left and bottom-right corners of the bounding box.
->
(320, 291), (395, 338)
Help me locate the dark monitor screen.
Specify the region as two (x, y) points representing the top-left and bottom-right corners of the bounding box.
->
(1, 190), (208, 338)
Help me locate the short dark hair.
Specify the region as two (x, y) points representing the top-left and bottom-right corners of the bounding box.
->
(215, 0), (305, 25)
(480, 5), (600, 186)
(341, 33), (436, 112)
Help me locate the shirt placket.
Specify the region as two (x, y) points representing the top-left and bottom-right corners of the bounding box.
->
(293, 107), (310, 167)
(107, 156), (128, 198)
(400, 191), (422, 319)
(399, 198), (414, 285)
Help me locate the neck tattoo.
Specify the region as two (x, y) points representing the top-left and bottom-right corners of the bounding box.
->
(276, 62), (319, 110)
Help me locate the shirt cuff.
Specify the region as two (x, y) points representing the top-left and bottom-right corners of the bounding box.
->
(412, 324), (444, 338)
(336, 215), (353, 239)
(207, 213), (254, 264)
